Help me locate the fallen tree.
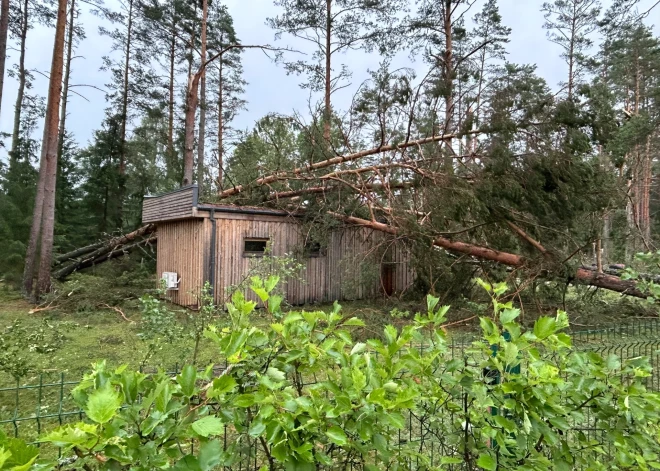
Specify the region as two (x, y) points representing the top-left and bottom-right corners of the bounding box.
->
(330, 213), (647, 299)
(53, 225), (156, 279)
(218, 132), (477, 198)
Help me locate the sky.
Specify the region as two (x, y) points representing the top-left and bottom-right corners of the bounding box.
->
(0, 0), (657, 155)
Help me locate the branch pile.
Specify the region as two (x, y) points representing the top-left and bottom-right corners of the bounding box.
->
(52, 224), (156, 280)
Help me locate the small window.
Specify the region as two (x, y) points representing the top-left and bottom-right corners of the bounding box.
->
(304, 240), (324, 258)
(244, 238), (269, 256)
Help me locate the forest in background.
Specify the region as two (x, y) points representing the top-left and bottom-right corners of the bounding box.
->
(0, 0), (659, 303)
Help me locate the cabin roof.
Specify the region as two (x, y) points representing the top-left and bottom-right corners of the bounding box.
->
(142, 185), (301, 224)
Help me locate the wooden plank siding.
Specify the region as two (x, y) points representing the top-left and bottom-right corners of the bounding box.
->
(143, 186), (413, 307)
(208, 212), (414, 306)
(142, 186), (198, 224)
(157, 219), (206, 307)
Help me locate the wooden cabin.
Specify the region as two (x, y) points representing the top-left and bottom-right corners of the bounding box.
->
(142, 186), (413, 308)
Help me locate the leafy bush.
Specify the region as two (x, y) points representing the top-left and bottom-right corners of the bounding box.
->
(26, 278), (660, 470)
(0, 319), (78, 380)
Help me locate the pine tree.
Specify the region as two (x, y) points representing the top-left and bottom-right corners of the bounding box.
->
(268, 0), (404, 145)
(541, 0), (601, 99)
(22, 0), (67, 300)
(206, 4), (245, 190)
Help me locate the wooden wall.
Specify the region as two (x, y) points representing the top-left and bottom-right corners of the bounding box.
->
(143, 186), (197, 224)
(157, 219), (207, 307)
(154, 212), (414, 307)
(208, 213), (414, 305)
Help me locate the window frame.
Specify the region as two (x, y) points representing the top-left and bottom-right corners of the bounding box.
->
(304, 240), (325, 258)
(243, 237), (270, 257)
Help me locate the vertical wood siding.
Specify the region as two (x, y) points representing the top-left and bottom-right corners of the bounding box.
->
(208, 214), (414, 305)
(156, 220), (205, 307)
(155, 214), (413, 307)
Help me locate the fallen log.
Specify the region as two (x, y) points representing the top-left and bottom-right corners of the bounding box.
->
(219, 131), (478, 198)
(54, 240), (105, 265)
(54, 224), (156, 267)
(53, 227), (156, 280)
(331, 213), (647, 299)
(266, 182), (412, 201)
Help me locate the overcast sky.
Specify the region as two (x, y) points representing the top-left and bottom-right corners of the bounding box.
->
(0, 0), (657, 156)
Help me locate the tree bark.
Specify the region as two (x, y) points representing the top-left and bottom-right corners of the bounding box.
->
(183, 72), (201, 186)
(323, 0), (332, 143)
(167, 17), (176, 158)
(53, 224), (155, 278)
(217, 57), (224, 190)
(442, 0), (454, 174)
(196, 0), (208, 186)
(33, 0), (68, 300)
(332, 213), (647, 298)
(57, 0), (76, 161)
(117, 0), (134, 227)
(10, 0), (29, 160)
(0, 0), (9, 116)
(21, 125), (49, 298)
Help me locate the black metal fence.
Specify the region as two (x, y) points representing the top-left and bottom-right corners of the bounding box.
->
(2, 318), (660, 469)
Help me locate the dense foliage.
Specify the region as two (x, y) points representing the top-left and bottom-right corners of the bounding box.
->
(0, 279), (656, 469)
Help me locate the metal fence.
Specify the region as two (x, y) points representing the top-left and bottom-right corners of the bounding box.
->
(2, 319), (660, 469)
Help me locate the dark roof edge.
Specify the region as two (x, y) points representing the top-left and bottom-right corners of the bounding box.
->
(144, 185), (303, 218)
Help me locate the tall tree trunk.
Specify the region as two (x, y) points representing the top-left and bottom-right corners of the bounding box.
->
(0, 0), (10, 116)
(168, 22), (176, 158)
(117, 0), (134, 228)
(183, 9), (198, 187)
(57, 0), (76, 161)
(21, 126), (49, 298)
(443, 0), (454, 174)
(217, 59), (224, 190)
(10, 0), (29, 160)
(323, 0), (332, 144)
(183, 73), (200, 186)
(639, 135), (652, 244)
(196, 0), (208, 186)
(33, 0), (68, 300)
(602, 212), (611, 265)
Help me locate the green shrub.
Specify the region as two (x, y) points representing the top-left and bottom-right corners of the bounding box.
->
(28, 277), (660, 470)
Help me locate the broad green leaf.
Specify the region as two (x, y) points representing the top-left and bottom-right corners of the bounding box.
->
(85, 385), (122, 424)
(178, 365), (197, 398)
(326, 426), (348, 446)
(265, 276), (280, 293)
(198, 440), (223, 471)
(40, 423), (97, 447)
(350, 343), (366, 355)
(233, 394), (256, 408)
(266, 367), (286, 382)
(209, 374), (237, 397)
(342, 317), (365, 327)
(500, 308), (520, 324)
(427, 295), (440, 313)
(268, 295), (283, 314)
(171, 455), (202, 471)
(252, 287), (269, 302)
(0, 447), (10, 468)
(533, 317), (557, 340)
(477, 453), (497, 471)
(441, 457), (463, 464)
(475, 278), (492, 292)
(248, 419), (267, 437)
(192, 416), (224, 437)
